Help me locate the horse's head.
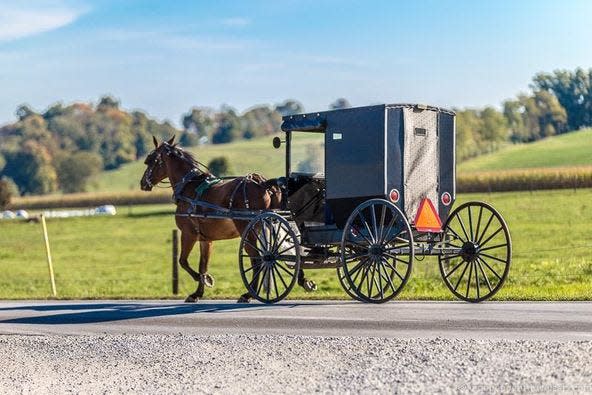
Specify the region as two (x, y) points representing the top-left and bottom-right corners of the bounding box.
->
(140, 135), (175, 191)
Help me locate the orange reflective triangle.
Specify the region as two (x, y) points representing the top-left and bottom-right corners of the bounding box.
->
(414, 198), (442, 232)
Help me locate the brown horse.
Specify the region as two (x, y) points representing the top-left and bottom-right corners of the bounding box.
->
(140, 136), (315, 302)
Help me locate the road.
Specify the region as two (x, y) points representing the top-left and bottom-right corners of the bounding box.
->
(1, 301), (592, 393)
(0, 300), (591, 340)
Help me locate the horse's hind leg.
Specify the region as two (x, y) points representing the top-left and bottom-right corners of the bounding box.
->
(298, 269), (317, 292)
(178, 231), (201, 303)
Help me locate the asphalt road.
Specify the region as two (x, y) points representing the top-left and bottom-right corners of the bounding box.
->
(1, 300), (591, 340)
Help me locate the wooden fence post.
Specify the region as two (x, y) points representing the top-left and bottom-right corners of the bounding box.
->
(172, 229), (179, 295)
(40, 214), (57, 297)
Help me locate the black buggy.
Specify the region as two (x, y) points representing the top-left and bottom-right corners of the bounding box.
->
(234, 104), (512, 304)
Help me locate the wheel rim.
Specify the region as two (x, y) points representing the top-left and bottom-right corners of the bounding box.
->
(439, 201), (511, 302)
(239, 213), (300, 303)
(341, 199), (413, 303)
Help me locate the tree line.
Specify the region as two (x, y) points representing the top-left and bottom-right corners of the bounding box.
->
(0, 68), (591, 202)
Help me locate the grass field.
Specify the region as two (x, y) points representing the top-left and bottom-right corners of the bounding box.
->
(1, 189), (591, 300)
(459, 128), (592, 173)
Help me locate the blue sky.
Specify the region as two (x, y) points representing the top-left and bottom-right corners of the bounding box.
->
(1, 0), (591, 126)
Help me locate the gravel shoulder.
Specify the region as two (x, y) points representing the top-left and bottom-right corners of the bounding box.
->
(1, 334), (592, 394)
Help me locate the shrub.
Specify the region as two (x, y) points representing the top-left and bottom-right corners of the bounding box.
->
(208, 157), (230, 177)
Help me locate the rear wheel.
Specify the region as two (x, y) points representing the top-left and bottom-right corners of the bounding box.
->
(238, 213), (300, 304)
(340, 199), (413, 303)
(439, 201), (511, 302)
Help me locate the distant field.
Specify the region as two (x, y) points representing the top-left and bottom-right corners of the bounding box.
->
(1, 189), (591, 300)
(459, 128), (592, 173)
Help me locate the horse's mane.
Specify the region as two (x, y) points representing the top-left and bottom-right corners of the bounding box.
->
(168, 144), (210, 173)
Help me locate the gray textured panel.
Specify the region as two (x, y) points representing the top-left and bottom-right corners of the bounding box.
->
(402, 107), (439, 221)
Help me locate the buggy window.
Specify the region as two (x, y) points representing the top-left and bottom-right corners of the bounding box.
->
(291, 132), (325, 175)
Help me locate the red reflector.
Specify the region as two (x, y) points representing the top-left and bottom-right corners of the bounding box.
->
(441, 192), (452, 206)
(389, 189), (400, 203)
(414, 198), (442, 232)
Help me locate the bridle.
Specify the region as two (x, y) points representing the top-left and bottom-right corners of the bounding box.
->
(143, 144), (211, 189)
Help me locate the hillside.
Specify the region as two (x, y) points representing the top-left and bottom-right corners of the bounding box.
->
(458, 128), (592, 173)
(91, 133), (324, 192)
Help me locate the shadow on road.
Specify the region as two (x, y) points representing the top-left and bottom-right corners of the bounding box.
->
(0, 301), (308, 325)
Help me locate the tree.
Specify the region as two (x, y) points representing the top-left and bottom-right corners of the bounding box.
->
(532, 68), (592, 130)
(55, 152), (103, 193)
(15, 104), (36, 121)
(182, 108), (214, 139)
(97, 95), (120, 111)
(0, 179), (11, 209)
(212, 108), (240, 144)
(503, 91), (567, 142)
(2, 140), (58, 195)
(240, 105), (282, 139)
(329, 98), (351, 110)
(274, 99), (304, 116)
(208, 156), (230, 176)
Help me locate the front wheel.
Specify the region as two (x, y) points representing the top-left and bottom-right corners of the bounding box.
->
(238, 213), (300, 304)
(439, 201), (512, 302)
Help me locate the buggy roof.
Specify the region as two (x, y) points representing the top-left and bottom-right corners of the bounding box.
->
(281, 103), (455, 133)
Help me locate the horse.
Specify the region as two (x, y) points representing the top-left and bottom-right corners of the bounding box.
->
(140, 136), (316, 303)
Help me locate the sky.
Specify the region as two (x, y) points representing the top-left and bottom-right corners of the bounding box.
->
(1, 0), (591, 126)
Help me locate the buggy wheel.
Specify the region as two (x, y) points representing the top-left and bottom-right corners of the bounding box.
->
(239, 212), (300, 304)
(341, 199), (414, 303)
(439, 201), (511, 302)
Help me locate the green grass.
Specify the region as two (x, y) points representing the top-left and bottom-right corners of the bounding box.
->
(1, 189), (591, 300)
(91, 133), (324, 192)
(459, 128), (592, 173)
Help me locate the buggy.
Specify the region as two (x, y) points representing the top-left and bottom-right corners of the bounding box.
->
(235, 104), (512, 303)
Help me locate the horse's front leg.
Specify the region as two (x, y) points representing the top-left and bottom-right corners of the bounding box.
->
(193, 241), (213, 300)
(298, 269), (317, 292)
(178, 230), (201, 302)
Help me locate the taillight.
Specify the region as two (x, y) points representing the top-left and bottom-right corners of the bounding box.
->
(389, 189), (400, 203)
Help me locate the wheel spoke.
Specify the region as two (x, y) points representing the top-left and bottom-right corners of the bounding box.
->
(446, 225), (465, 243)
(479, 227), (504, 248)
(255, 266), (267, 296)
(380, 257), (397, 292)
(453, 261), (470, 291)
(479, 243), (507, 253)
(468, 206), (474, 241)
(382, 259), (405, 282)
(378, 205), (387, 243)
(476, 259), (493, 292)
(371, 205), (379, 243)
(474, 260), (480, 299)
(272, 266), (280, 299)
(474, 206), (484, 242)
(456, 214), (471, 241)
(243, 239), (266, 255)
(444, 259), (466, 279)
(478, 257), (503, 281)
(380, 211), (398, 244)
(479, 252), (508, 265)
(439, 253), (462, 261)
(358, 212), (376, 243)
(272, 264), (289, 290)
(465, 261), (473, 298)
(476, 214), (495, 245)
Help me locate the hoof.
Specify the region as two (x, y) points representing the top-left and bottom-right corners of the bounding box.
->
(237, 295), (250, 303)
(303, 280), (317, 292)
(184, 295), (199, 303)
